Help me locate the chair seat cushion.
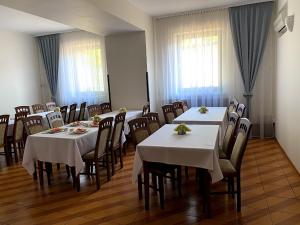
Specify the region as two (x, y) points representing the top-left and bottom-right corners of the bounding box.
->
(219, 159), (236, 177)
(82, 150), (95, 161)
(218, 149), (227, 159)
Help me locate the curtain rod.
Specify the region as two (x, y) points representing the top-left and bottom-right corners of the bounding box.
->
(155, 0), (274, 20)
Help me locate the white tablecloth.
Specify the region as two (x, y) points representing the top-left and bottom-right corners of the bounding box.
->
(99, 110), (142, 135)
(173, 107), (227, 145)
(23, 123), (126, 176)
(132, 124), (223, 184)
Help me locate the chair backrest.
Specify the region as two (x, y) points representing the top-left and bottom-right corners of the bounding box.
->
(15, 106), (31, 114)
(13, 112), (27, 142)
(143, 112), (161, 134)
(100, 102), (112, 114)
(0, 115), (9, 147)
(32, 104), (45, 114)
(172, 101), (184, 116)
(221, 112), (240, 159)
(87, 105), (102, 118)
(60, 106), (68, 124)
(68, 103), (77, 124)
(23, 116), (44, 135)
(111, 112), (126, 149)
(94, 117), (113, 159)
(230, 118), (252, 171)
(78, 102), (86, 121)
(46, 112), (64, 128)
(162, 104), (175, 124)
(45, 102), (56, 111)
(129, 117), (150, 146)
(228, 98), (239, 113)
(236, 103), (246, 117)
(181, 100), (189, 112)
(142, 103), (150, 116)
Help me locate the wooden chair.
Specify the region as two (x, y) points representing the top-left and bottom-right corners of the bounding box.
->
(45, 102), (56, 111)
(87, 105), (102, 118)
(32, 104), (45, 113)
(68, 103), (77, 124)
(46, 112), (64, 128)
(236, 103), (246, 117)
(143, 112), (161, 134)
(181, 100), (189, 112)
(81, 117), (113, 190)
(110, 112), (126, 175)
(60, 106), (68, 124)
(23, 116), (50, 185)
(172, 101), (184, 117)
(212, 118), (252, 212)
(15, 106), (30, 114)
(78, 102), (86, 121)
(228, 98), (239, 113)
(142, 103), (150, 116)
(219, 112), (240, 159)
(100, 102), (112, 114)
(129, 118), (181, 210)
(162, 104), (175, 124)
(0, 115), (10, 165)
(11, 112), (27, 162)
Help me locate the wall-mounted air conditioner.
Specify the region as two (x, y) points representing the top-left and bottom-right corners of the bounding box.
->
(274, 12), (295, 35)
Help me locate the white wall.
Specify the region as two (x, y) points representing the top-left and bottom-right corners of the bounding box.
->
(0, 29), (42, 115)
(105, 32), (148, 110)
(275, 0), (300, 172)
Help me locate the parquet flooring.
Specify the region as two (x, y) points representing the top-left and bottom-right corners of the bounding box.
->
(0, 139), (300, 225)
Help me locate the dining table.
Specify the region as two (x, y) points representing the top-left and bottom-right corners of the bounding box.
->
(22, 121), (126, 186)
(172, 107), (227, 145)
(132, 124), (223, 215)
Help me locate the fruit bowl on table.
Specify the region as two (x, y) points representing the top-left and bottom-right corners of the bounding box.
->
(69, 121), (81, 127)
(47, 127), (65, 134)
(71, 128), (88, 134)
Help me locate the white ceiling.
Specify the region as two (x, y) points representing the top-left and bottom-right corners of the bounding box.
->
(0, 5), (74, 36)
(128, 0), (270, 16)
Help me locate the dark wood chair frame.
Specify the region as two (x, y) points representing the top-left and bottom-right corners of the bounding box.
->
(0, 115), (10, 165)
(59, 106), (68, 124)
(142, 103), (150, 116)
(143, 112), (161, 134)
(32, 104), (45, 113)
(87, 105), (102, 117)
(236, 103), (246, 118)
(172, 101), (184, 117)
(78, 102), (86, 121)
(100, 102), (112, 114)
(110, 112), (126, 175)
(68, 103), (77, 124)
(161, 104), (175, 124)
(15, 106), (31, 114)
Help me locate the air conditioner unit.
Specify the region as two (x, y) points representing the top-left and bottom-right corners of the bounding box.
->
(274, 13), (287, 34)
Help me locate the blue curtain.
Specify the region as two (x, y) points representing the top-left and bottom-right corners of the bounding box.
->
(37, 34), (60, 101)
(229, 2), (273, 117)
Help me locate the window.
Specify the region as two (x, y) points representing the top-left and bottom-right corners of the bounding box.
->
(176, 33), (221, 90)
(57, 32), (108, 105)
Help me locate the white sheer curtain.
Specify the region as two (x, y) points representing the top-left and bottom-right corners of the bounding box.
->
(154, 9), (275, 138)
(57, 31), (109, 106)
(154, 9), (242, 108)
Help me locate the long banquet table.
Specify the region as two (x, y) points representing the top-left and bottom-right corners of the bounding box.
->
(173, 107), (227, 145)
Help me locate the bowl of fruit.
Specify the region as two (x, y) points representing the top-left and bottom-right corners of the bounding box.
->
(198, 106), (208, 114)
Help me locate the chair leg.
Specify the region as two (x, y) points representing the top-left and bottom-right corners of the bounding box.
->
(185, 166), (189, 179)
(106, 154), (111, 181)
(119, 148), (123, 169)
(38, 161), (44, 186)
(231, 177), (235, 199)
(143, 163), (150, 210)
(158, 175), (165, 209)
(95, 161), (100, 190)
(56, 164), (60, 170)
(13, 143), (19, 163)
(237, 174), (241, 212)
(170, 170), (176, 190)
(138, 174), (143, 200)
(66, 165), (70, 177)
(33, 161), (37, 180)
(177, 166), (182, 197)
(45, 162), (52, 186)
(111, 150), (115, 175)
(151, 174), (157, 194)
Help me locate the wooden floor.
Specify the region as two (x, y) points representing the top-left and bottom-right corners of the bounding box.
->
(0, 139), (300, 225)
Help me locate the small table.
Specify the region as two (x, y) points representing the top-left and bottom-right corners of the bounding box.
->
(173, 107), (227, 145)
(132, 124), (223, 215)
(99, 110), (142, 135)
